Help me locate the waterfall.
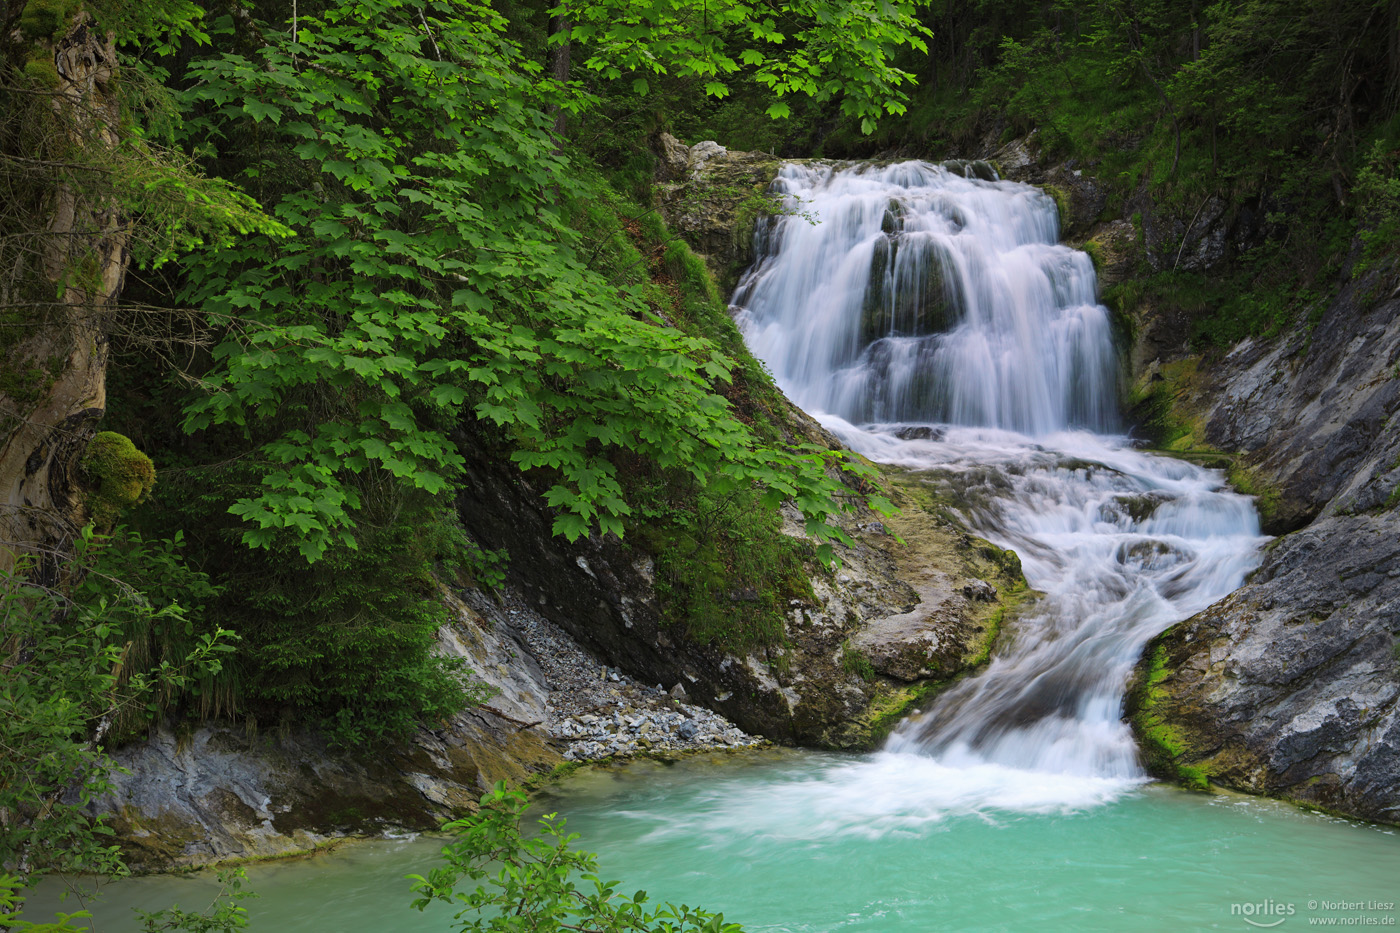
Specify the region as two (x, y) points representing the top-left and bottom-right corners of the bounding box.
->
(734, 161), (1119, 435)
(735, 161), (1265, 783)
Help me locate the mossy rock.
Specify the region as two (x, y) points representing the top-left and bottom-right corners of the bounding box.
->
(82, 431), (156, 527)
(1127, 638), (1212, 791)
(22, 54), (61, 88)
(1043, 184), (1073, 228)
(18, 0), (82, 40)
(859, 238), (955, 346)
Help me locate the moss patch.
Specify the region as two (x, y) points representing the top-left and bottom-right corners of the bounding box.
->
(1126, 357), (1220, 457)
(1227, 462), (1283, 528)
(81, 431), (156, 527)
(1043, 184), (1073, 228)
(18, 0), (81, 40)
(1129, 639), (1212, 791)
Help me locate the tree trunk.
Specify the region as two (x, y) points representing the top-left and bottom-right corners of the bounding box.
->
(547, 11), (571, 142)
(0, 15), (125, 580)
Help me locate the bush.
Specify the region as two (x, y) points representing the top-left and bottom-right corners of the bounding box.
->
(409, 783), (746, 933)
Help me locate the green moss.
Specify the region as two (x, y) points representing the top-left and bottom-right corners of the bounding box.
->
(1130, 640), (1212, 791)
(1227, 463), (1282, 527)
(18, 0), (81, 40)
(21, 54), (60, 87)
(1126, 357), (1212, 453)
(81, 431), (156, 527)
(861, 679), (941, 746)
(522, 759), (587, 792)
(840, 641), (876, 681)
(966, 607), (1005, 669)
(1081, 237), (1105, 272)
(1043, 184), (1072, 228)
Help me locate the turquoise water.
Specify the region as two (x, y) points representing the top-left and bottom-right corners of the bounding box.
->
(25, 749), (1400, 932)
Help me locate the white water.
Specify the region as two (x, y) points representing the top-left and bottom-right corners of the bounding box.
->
(734, 161), (1268, 807)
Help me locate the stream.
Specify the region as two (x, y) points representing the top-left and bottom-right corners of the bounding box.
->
(24, 162), (1400, 931)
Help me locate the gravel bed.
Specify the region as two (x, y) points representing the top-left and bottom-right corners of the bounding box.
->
(499, 595), (764, 761)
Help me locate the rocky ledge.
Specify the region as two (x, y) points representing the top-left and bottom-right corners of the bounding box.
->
(515, 594), (763, 759)
(1128, 511), (1400, 825)
(93, 587), (764, 871)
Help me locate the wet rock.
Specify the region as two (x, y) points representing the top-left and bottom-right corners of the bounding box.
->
(1129, 512), (1400, 825)
(894, 425), (945, 442)
(1191, 284), (1400, 533)
(658, 132), (690, 180)
(962, 580), (998, 602)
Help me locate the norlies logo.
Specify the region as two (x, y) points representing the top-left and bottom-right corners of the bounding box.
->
(1233, 900), (1297, 927)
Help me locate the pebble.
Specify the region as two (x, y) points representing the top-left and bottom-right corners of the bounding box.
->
(506, 595), (764, 762)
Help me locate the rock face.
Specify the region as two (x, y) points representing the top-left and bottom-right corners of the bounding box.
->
(95, 590), (563, 870)
(1118, 238), (1400, 823)
(654, 133), (781, 291)
(1198, 278), (1400, 534)
(1128, 512), (1400, 824)
(455, 432), (1027, 751)
(95, 586), (781, 870)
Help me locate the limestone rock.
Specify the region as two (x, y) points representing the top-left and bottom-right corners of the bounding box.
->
(95, 590), (562, 871)
(1129, 512), (1400, 825)
(658, 131), (689, 180)
(652, 135), (781, 291)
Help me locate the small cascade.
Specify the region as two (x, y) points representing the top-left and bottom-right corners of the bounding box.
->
(734, 162), (1119, 436)
(733, 161), (1265, 785)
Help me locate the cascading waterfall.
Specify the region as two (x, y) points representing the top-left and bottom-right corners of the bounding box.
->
(735, 162), (1119, 434)
(734, 161), (1266, 791)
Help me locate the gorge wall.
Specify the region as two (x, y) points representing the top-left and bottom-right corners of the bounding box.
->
(1124, 271), (1400, 824)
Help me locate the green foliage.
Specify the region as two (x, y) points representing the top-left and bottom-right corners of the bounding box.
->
(77, 527), (229, 738)
(558, 0), (930, 134)
(1355, 140), (1400, 276)
(176, 0), (877, 568)
(0, 532), (234, 885)
(1, 874), (92, 931)
(135, 868), (256, 933)
(409, 783), (747, 932)
(638, 482), (813, 650)
(81, 432), (156, 528)
(160, 461), (496, 746)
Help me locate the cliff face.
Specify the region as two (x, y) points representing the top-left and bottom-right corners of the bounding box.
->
(1198, 281), (1400, 533)
(1124, 278), (1400, 823)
